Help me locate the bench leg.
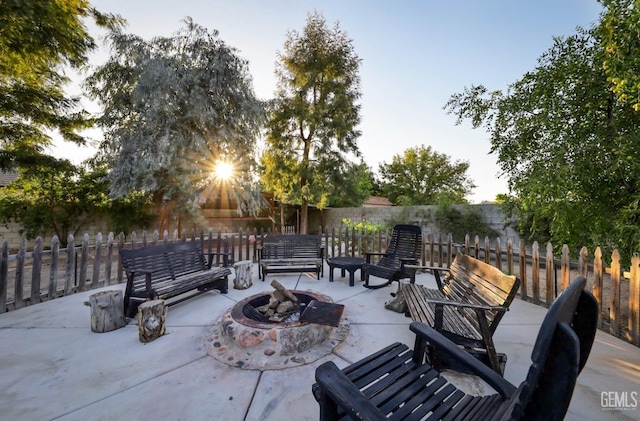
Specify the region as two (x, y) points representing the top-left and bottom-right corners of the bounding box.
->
(475, 309), (502, 374)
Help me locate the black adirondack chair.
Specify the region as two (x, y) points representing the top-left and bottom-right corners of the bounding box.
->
(313, 276), (598, 420)
(362, 224), (422, 289)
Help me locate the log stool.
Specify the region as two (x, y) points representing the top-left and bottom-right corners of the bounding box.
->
(233, 260), (253, 290)
(137, 299), (167, 343)
(84, 290), (127, 333)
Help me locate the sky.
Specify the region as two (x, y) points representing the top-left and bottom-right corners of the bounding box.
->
(54, 0), (604, 203)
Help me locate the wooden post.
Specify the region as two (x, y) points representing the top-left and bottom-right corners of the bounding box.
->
(84, 290), (127, 333)
(233, 260), (253, 289)
(137, 299), (167, 343)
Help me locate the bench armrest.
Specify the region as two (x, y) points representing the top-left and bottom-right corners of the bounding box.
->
(405, 264), (450, 288)
(315, 361), (387, 421)
(419, 297), (508, 312)
(126, 267), (159, 276)
(204, 251), (231, 268)
(409, 322), (516, 398)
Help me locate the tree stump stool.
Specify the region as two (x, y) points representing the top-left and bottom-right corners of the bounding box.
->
(137, 299), (167, 343)
(233, 260), (253, 290)
(84, 290), (127, 333)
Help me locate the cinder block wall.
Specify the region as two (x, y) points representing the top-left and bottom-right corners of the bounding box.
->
(311, 204), (520, 245)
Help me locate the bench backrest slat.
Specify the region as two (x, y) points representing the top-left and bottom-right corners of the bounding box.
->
(261, 235), (322, 259)
(120, 242), (208, 288)
(443, 254), (519, 332)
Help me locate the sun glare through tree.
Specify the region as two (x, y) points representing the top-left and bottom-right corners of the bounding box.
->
(214, 161), (234, 181)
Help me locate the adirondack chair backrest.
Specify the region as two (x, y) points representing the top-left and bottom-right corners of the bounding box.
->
(498, 276), (598, 420)
(378, 224), (422, 268)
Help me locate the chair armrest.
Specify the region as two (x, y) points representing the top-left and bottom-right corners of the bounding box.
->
(364, 252), (387, 264)
(409, 322), (516, 397)
(315, 361), (387, 421)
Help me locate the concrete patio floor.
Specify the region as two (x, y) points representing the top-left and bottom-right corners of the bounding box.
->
(0, 265), (639, 421)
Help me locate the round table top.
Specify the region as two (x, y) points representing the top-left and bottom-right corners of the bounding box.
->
(327, 256), (365, 265)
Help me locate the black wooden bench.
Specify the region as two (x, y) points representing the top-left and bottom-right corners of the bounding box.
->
(257, 234), (324, 280)
(402, 253), (519, 374)
(120, 241), (231, 317)
(312, 277), (598, 421)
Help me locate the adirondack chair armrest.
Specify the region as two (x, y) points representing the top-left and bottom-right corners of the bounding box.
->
(315, 361), (388, 421)
(364, 251), (388, 263)
(399, 258), (419, 276)
(409, 322), (516, 397)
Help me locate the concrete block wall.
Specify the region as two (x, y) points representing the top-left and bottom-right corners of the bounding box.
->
(314, 204), (521, 245)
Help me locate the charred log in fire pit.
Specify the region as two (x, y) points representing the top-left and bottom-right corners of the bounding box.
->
(254, 280), (303, 322)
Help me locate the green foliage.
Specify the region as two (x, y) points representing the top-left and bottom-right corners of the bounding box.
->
(445, 23), (640, 262)
(0, 159), (153, 243)
(85, 18), (266, 230)
(597, 0), (640, 111)
(378, 145), (475, 205)
(262, 12), (362, 232)
(433, 205), (499, 243)
(341, 218), (384, 234)
(328, 162), (374, 207)
(0, 0), (123, 170)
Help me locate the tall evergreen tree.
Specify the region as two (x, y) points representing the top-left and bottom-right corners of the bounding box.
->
(262, 12), (362, 233)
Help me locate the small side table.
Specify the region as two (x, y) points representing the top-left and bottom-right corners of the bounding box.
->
(327, 257), (365, 287)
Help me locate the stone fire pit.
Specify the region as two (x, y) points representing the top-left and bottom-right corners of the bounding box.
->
(206, 290), (349, 370)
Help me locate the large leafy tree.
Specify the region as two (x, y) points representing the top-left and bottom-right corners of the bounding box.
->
(378, 145), (475, 205)
(85, 18), (265, 231)
(0, 159), (153, 243)
(597, 0), (640, 110)
(262, 12), (362, 233)
(0, 0), (122, 170)
(445, 26), (640, 261)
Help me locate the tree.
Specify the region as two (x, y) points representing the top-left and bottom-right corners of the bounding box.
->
(444, 26), (640, 262)
(262, 12), (362, 233)
(85, 18), (265, 231)
(0, 0), (122, 170)
(597, 0), (640, 110)
(377, 145), (475, 206)
(326, 161), (374, 207)
(0, 159), (153, 243)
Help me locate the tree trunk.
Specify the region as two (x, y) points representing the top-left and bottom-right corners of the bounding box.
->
(300, 201), (308, 234)
(84, 290), (127, 333)
(137, 299), (167, 343)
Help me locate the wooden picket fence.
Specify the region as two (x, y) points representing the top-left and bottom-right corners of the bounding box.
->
(0, 226), (637, 347)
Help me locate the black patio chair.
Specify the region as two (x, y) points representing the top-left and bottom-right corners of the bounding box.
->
(362, 224), (422, 289)
(313, 276), (598, 420)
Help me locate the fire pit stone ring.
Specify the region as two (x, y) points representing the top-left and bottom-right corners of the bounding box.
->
(205, 290), (350, 370)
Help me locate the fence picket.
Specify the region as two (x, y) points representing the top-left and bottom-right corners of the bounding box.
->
(48, 236), (59, 299)
(0, 227), (637, 349)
